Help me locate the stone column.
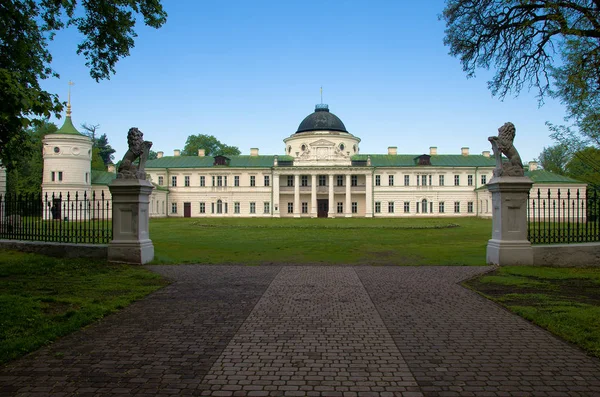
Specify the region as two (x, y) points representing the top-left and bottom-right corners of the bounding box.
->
(108, 179), (154, 264)
(294, 174), (300, 218)
(328, 174), (335, 218)
(273, 173), (280, 217)
(486, 176), (533, 265)
(365, 173), (373, 217)
(311, 174), (317, 218)
(345, 174), (352, 217)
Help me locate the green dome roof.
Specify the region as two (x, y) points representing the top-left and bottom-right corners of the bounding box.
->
(55, 115), (82, 135)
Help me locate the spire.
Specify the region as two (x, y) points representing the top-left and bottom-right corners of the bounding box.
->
(67, 80), (74, 117)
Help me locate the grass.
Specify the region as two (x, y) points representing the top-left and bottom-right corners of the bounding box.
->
(0, 250), (169, 364)
(465, 266), (600, 358)
(149, 217), (493, 265)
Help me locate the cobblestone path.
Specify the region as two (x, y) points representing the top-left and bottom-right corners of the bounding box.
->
(1, 266), (600, 396)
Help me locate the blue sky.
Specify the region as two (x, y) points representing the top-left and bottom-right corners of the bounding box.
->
(42, 0), (568, 163)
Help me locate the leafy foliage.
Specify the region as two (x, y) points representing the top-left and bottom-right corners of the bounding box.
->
(536, 144), (570, 175)
(0, 0), (167, 166)
(5, 122), (56, 195)
(566, 147), (600, 186)
(442, 1), (600, 151)
(182, 134), (241, 157)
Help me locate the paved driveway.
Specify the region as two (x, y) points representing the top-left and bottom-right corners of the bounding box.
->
(1, 266), (600, 396)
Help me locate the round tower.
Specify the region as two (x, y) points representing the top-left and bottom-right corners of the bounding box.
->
(42, 90), (93, 219)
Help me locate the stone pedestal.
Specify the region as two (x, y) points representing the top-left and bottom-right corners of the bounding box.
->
(486, 176), (533, 266)
(108, 179), (154, 264)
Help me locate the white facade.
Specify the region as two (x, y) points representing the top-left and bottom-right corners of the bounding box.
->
(144, 104), (585, 219)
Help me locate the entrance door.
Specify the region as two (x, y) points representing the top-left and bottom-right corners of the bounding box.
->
(184, 202), (191, 218)
(317, 199), (329, 218)
(51, 198), (62, 220)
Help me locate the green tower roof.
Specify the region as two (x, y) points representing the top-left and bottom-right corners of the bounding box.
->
(55, 115), (82, 135)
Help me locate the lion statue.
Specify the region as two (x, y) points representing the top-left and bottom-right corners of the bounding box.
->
(117, 127), (153, 180)
(488, 122), (524, 177)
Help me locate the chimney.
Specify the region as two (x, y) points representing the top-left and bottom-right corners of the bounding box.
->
(429, 147), (437, 156)
(482, 150), (490, 158)
(529, 161), (538, 171)
(250, 148), (259, 156)
(273, 155), (278, 166)
(461, 147), (469, 156)
(107, 164), (116, 173)
(174, 149), (180, 156)
(388, 146), (397, 155)
(157, 151), (164, 158)
(198, 149), (205, 157)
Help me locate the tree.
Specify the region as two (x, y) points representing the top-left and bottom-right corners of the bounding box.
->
(0, 1), (167, 167)
(442, 1), (600, 148)
(6, 122), (56, 195)
(81, 124), (116, 166)
(182, 134), (241, 157)
(148, 150), (158, 160)
(566, 147), (600, 186)
(536, 144), (571, 175)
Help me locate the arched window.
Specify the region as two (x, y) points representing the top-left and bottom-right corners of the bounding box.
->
(421, 199), (428, 214)
(217, 199), (223, 214)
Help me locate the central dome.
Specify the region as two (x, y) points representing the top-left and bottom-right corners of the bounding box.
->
(296, 104), (348, 133)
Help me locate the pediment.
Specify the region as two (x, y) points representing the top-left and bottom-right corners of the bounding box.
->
(309, 139), (336, 147)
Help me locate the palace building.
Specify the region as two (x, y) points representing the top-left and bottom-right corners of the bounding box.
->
(142, 103), (585, 218)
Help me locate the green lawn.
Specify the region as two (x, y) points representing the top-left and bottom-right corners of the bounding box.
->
(0, 250), (168, 364)
(465, 266), (600, 358)
(149, 217), (492, 265)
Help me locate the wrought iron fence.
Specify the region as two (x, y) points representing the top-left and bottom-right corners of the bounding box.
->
(0, 191), (112, 244)
(528, 188), (600, 244)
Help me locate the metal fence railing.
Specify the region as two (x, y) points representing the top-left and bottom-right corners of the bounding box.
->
(528, 188), (600, 244)
(0, 191), (112, 244)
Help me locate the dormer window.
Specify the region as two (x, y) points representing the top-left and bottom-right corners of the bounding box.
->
(213, 155), (230, 166)
(415, 154), (431, 166)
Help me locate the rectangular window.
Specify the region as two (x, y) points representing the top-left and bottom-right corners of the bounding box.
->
(172, 176), (177, 187)
(224, 202), (228, 214)
(302, 202), (308, 213)
(416, 175), (419, 186)
(58, 172), (63, 181)
(234, 202), (240, 214)
(185, 176), (190, 187)
(468, 175), (473, 186)
(439, 175), (445, 186)
(429, 175), (432, 186)
(224, 176), (228, 187)
(468, 201), (474, 213)
(171, 202), (177, 214)
(200, 176), (205, 187)
(352, 202), (357, 214)
(264, 202), (270, 214)
(287, 175), (294, 187)
(481, 175), (487, 185)
(250, 202), (256, 214)
(264, 175), (270, 187)
(454, 175), (460, 186)
(351, 175), (358, 186)
(51, 171), (56, 182)
(250, 176), (256, 187)
(217, 176), (223, 187)
(404, 201), (410, 213)
(404, 175), (410, 186)
(199, 202), (205, 213)
(337, 202), (343, 213)
(389, 175), (394, 186)
(430, 202), (434, 213)
(416, 202), (419, 213)
(388, 201), (394, 213)
(337, 175), (344, 187)
(234, 176), (240, 187)
(85, 172), (89, 183)
(158, 176), (164, 185)
(319, 175), (326, 186)
(211, 202), (215, 214)
(375, 201), (381, 213)
(288, 202), (294, 214)
(421, 175), (427, 186)
(375, 175), (381, 186)
(454, 201), (460, 213)
(212, 176), (215, 186)
(301, 175), (308, 187)
(439, 202), (445, 213)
